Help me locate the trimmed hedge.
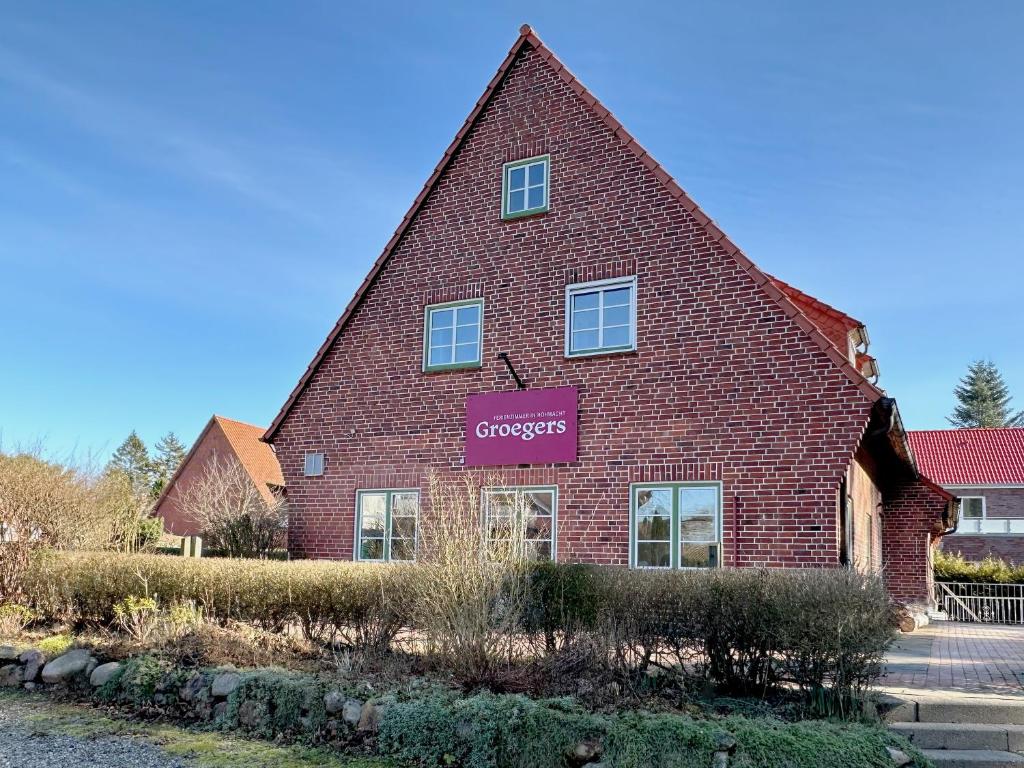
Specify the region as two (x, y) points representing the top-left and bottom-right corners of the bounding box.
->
(934, 550), (1024, 584)
(20, 551), (896, 702)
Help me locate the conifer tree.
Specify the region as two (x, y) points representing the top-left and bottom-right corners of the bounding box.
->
(106, 431), (155, 498)
(151, 432), (187, 497)
(948, 360), (1024, 428)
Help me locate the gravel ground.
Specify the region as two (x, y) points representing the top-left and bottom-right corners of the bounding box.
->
(0, 698), (190, 768)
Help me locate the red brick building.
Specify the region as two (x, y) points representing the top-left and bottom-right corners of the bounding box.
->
(155, 415), (284, 537)
(264, 27), (953, 607)
(909, 428), (1024, 564)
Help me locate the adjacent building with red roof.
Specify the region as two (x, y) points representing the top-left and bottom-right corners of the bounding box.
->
(908, 428), (1024, 563)
(154, 415), (284, 537)
(264, 26), (955, 608)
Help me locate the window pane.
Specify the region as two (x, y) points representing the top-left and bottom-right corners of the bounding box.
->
(527, 162), (545, 186)
(429, 345), (453, 366)
(390, 538), (415, 561)
(573, 291), (599, 312)
(431, 308), (454, 329)
(429, 327), (453, 348)
(455, 324), (478, 344)
(637, 515), (671, 541)
(603, 304), (630, 327)
(680, 515), (714, 542)
(637, 488), (673, 517)
(508, 189), (525, 212)
(681, 487), (719, 518)
(572, 307), (599, 330)
(571, 329), (599, 352)
(304, 452), (323, 476)
(454, 343), (478, 363)
(393, 492), (418, 515)
(681, 544), (718, 568)
(508, 166), (526, 190)
(360, 538), (384, 560)
(456, 304), (480, 326)
(527, 540), (552, 561)
(527, 186), (545, 209)
(525, 514), (552, 541)
(963, 498), (984, 518)
(360, 495), (386, 537)
(525, 491), (554, 516)
(603, 325), (630, 348)
(391, 515), (417, 539)
(604, 287), (631, 307)
(637, 541), (671, 568)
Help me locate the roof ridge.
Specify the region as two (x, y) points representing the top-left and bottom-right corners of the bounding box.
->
(213, 414), (264, 430)
(264, 25), (882, 441)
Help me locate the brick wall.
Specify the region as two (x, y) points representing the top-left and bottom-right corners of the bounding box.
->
(939, 487), (1024, 563)
(270, 42), (878, 568)
(154, 421), (232, 537)
(882, 480), (947, 605)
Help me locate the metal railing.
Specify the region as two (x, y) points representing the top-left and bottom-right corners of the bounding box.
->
(935, 581), (1024, 624)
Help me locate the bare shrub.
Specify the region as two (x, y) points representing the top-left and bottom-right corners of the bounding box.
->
(178, 455), (286, 559)
(409, 471), (535, 685)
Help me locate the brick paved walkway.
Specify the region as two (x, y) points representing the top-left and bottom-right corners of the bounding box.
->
(881, 621), (1024, 697)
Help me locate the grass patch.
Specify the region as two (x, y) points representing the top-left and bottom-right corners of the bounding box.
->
(1, 690), (396, 768)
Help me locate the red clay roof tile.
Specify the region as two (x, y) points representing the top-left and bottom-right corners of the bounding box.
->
(907, 428), (1024, 485)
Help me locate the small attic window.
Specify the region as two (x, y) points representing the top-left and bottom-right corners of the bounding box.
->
(304, 451), (324, 477)
(502, 155), (549, 219)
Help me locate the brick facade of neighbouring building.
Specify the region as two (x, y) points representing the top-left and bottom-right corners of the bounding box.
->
(154, 415), (284, 537)
(908, 429), (1024, 565)
(264, 27), (949, 605)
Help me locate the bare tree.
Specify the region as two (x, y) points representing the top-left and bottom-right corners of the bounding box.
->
(179, 455), (286, 558)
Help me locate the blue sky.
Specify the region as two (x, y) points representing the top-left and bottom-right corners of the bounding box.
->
(2, 1), (1022, 463)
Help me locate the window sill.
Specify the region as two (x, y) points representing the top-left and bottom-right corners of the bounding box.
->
(423, 363), (483, 375)
(501, 207), (549, 222)
(565, 347), (637, 361)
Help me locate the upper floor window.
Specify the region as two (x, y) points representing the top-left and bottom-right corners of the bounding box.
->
(631, 483), (721, 569)
(961, 497), (985, 519)
(356, 489), (419, 562)
(482, 486), (556, 561)
(304, 451), (324, 477)
(502, 155), (549, 219)
(565, 277), (636, 357)
(424, 299), (483, 372)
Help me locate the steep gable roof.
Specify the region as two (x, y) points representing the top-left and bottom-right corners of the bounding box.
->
(156, 415), (283, 511)
(907, 428), (1024, 485)
(265, 25), (882, 441)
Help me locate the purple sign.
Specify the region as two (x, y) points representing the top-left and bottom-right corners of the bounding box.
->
(465, 387), (578, 467)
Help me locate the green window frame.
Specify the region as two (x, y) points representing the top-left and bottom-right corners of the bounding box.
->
(481, 485), (557, 561)
(630, 482), (722, 569)
(423, 299), (483, 372)
(355, 489), (419, 562)
(565, 277), (637, 357)
(502, 155), (549, 219)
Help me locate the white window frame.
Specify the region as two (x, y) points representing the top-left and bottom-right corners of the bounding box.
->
(502, 155), (549, 219)
(629, 482), (723, 570)
(354, 489), (420, 563)
(423, 299), (484, 372)
(303, 451), (325, 477)
(564, 276), (637, 358)
(481, 485), (557, 561)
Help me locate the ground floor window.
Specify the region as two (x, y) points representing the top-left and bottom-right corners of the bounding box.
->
(355, 489), (418, 562)
(631, 482), (721, 569)
(481, 486), (556, 561)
